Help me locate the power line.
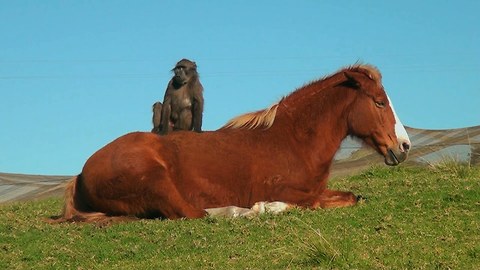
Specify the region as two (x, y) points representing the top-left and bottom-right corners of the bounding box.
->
(1, 63), (479, 81)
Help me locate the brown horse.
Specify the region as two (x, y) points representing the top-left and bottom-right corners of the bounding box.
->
(53, 64), (410, 222)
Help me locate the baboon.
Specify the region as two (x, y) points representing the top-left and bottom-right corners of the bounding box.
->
(153, 59), (204, 135)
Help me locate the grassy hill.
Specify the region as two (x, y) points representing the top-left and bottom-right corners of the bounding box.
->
(1, 164), (479, 269)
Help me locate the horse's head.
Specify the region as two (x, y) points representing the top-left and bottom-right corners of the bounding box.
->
(344, 66), (411, 166)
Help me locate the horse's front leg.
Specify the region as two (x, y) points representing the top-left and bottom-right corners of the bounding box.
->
(313, 189), (358, 209)
(268, 181), (320, 208)
(270, 178), (357, 209)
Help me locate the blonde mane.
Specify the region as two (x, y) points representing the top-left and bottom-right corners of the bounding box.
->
(221, 103), (280, 130)
(222, 64), (380, 130)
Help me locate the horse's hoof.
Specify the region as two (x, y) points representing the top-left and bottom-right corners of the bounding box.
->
(356, 195), (367, 203)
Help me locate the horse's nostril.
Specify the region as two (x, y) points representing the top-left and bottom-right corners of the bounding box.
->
(402, 142), (411, 152)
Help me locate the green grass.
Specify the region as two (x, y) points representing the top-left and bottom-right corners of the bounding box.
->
(1, 165), (479, 269)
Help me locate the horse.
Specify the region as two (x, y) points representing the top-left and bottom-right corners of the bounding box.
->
(52, 64), (411, 223)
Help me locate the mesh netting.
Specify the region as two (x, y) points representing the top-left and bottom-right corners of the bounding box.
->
(1, 126), (479, 203)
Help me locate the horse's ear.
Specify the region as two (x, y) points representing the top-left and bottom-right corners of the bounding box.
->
(342, 71), (361, 89)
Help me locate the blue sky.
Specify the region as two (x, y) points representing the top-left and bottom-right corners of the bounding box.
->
(1, 1), (479, 175)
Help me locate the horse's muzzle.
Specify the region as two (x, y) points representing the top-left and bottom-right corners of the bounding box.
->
(385, 143), (409, 166)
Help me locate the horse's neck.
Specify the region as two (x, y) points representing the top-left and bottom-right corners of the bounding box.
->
(278, 87), (353, 166)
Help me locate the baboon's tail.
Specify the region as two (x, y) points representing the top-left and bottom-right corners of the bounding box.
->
(152, 101), (163, 133)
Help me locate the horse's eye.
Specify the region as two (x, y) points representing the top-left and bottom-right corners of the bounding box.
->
(375, 101), (385, 108)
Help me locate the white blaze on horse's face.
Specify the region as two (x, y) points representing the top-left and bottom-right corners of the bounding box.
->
(387, 95), (411, 153)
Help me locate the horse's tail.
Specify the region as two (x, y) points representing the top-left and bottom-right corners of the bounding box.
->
(49, 175), (109, 223)
(49, 175), (137, 224)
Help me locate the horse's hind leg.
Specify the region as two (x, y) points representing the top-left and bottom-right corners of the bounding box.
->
(314, 189), (358, 208)
(146, 171), (206, 219)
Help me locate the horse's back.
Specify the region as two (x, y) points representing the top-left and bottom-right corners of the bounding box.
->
(83, 132), (165, 172)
